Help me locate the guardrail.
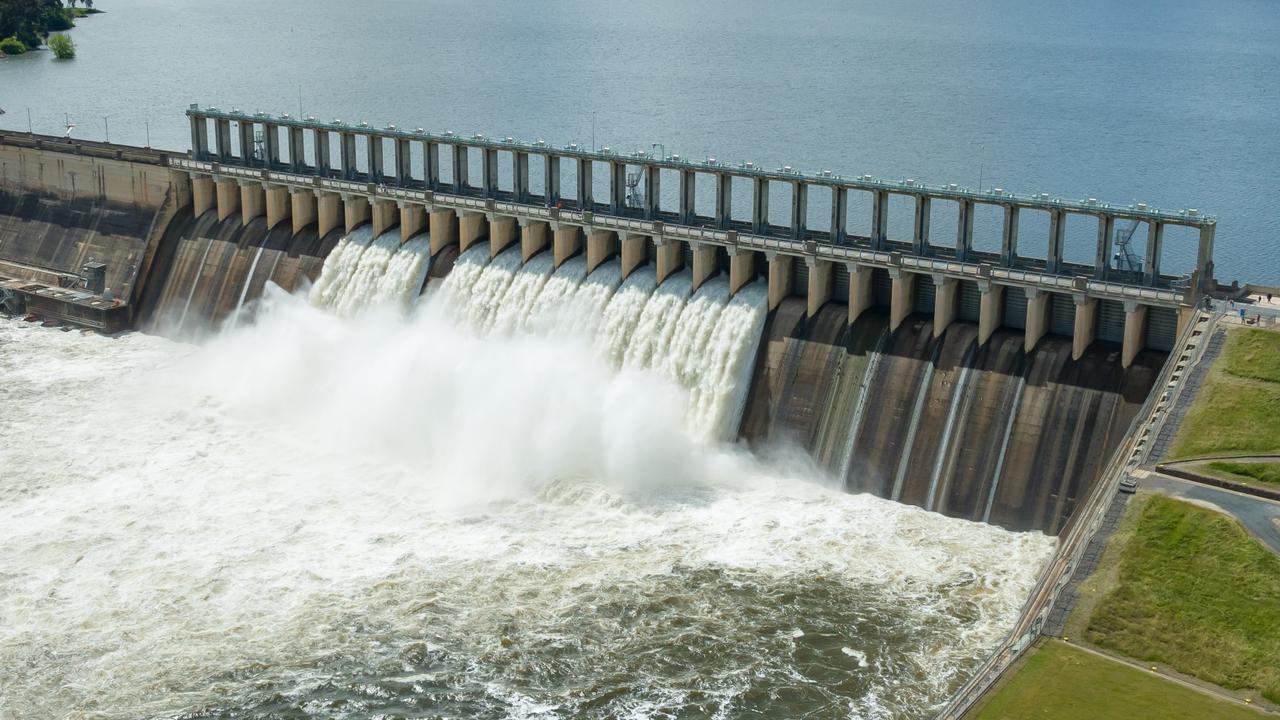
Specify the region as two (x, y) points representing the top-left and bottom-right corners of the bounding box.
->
(934, 307), (1213, 719)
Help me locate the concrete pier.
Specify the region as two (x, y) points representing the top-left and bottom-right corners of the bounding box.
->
(933, 275), (957, 338)
(1122, 301), (1148, 369)
(978, 282), (1003, 346)
(691, 242), (717, 289)
(728, 247), (754, 294)
(767, 252), (793, 310)
(620, 233), (647, 279)
(192, 176), (215, 217)
(586, 229), (615, 273)
(316, 192), (341, 239)
(371, 200), (398, 238)
(847, 263), (873, 324)
(553, 225), (582, 267)
(215, 178), (239, 221)
(239, 181), (265, 226)
(889, 268), (914, 332)
(399, 203), (426, 242)
(807, 258), (832, 317)
(343, 195), (370, 233)
(264, 185), (289, 230)
(487, 215), (517, 257)
(429, 209), (458, 254)
(521, 219), (548, 261)
(655, 239), (683, 283)
(290, 188), (315, 236)
(1072, 295), (1097, 360)
(1024, 288), (1049, 353)
(459, 212), (487, 252)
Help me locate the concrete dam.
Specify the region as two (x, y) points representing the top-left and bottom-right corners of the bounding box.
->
(0, 108), (1215, 537)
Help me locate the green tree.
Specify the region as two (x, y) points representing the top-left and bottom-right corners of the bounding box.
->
(0, 35), (26, 55)
(47, 30), (71, 58)
(0, 0), (67, 48)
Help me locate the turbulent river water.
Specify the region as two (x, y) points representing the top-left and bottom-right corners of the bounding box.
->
(0, 260), (1054, 718)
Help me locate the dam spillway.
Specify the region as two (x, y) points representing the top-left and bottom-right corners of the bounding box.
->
(0, 122), (1214, 717)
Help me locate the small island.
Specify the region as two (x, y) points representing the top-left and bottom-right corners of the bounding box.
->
(0, 0), (100, 59)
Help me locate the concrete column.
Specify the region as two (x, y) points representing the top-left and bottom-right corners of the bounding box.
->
(753, 178), (769, 234)
(586, 230), (616, 273)
(871, 190), (889, 249)
(1047, 210), (1066, 274)
(691, 242), (718, 289)
(888, 268), (915, 332)
(520, 219), (548, 261)
(486, 215), (516, 257)
(1001, 205), (1019, 266)
(655, 239), (684, 283)
(429, 209), (459, 255)
(912, 196), (931, 255)
(715, 172), (732, 228)
(1196, 224), (1216, 294)
(1122, 301), (1148, 369)
(314, 129), (331, 176)
(847, 263), (873, 324)
(394, 139), (412, 185)
(290, 188), (316, 236)
(399, 203), (426, 241)
(577, 158), (594, 209)
(956, 200), (974, 261)
(977, 281), (1004, 346)
(1072, 294), (1098, 360)
(806, 258), (832, 316)
(264, 185), (290, 230)
(609, 161), (627, 214)
(1094, 215), (1115, 280)
(371, 200), (398, 238)
(620, 233), (647, 279)
(553, 225), (582, 266)
(215, 179), (240, 221)
(1024, 288), (1050, 353)
(343, 195), (370, 233)
(483, 148), (499, 197)
(239, 182), (265, 226)
(545, 153), (561, 205)
(933, 275), (957, 338)
(316, 192), (341, 238)
(191, 176), (215, 217)
(459, 212), (488, 252)
(679, 170), (696, 224)
(1177, 303), (1197, 338)
(643, 166), (660, 219)
(1143, 222), (1164, 286)
(791, 182), (808, 239)
(728, 247), (754, 295)
(766, 252), (793, 311)
(830, 187), (848, 243)
(514, 152), (530, 202)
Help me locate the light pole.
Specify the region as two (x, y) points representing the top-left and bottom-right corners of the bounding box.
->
(978, 144), (986, 192)
(144, 119), (150, 148)
(102, 115), (110, 143)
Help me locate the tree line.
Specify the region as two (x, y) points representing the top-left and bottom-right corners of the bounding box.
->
(0, 0), (90, 53)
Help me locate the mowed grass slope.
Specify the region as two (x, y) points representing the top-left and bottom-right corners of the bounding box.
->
(973, 640), (1266, 720)
(1204, 460), (1280, 488)
(1084, 496), (1280, 703)
(1171, 328), (1280, 459)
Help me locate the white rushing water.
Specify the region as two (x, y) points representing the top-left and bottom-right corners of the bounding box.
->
(0, 303), (1054, 720)
(308, 228), (432, 317)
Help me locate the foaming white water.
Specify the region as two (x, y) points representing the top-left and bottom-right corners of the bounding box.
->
(368, 234), (432, 311)
(593, 266), (657, 366)
(436, 243), (491, 319)
(455, 246), (523, 331)
(690, 280), (769, 440)
(653, 277), (729, 387)
(489, 252), (556, 335)
(525, 255), (589, 333)
(567, 259), (622, 335)
(327, 231), (402, 318)
(308, 225), (375, 309)
(622, 272), (693, 370)
(0, 299), (1054, 720)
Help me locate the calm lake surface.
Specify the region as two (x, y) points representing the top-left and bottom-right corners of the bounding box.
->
(0, 0), (1277, 284)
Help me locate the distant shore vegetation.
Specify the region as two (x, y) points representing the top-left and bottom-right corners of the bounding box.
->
(0, 0), (98, 58)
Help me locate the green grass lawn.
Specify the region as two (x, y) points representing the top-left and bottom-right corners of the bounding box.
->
(1083, 495), (1280, 704)
(972, 640), (1266, 720)
(1170, 328), (1280, 459)
(1201, 460), (1280, 488)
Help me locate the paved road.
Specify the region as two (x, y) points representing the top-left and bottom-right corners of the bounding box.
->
(1139, 471), (1280, 554)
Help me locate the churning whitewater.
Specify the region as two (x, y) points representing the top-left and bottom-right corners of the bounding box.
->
(0, 236), (1054, 720)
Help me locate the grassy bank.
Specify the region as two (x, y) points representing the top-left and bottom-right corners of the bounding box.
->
(972, 640), (1266, 720)
(1198, 460), (1280, 489)
(1084, 495), (1280, 703)
(1170, 328), (1280, 459)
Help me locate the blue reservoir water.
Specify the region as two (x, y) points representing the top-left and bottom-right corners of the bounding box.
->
(1, 0), (1276, 283)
